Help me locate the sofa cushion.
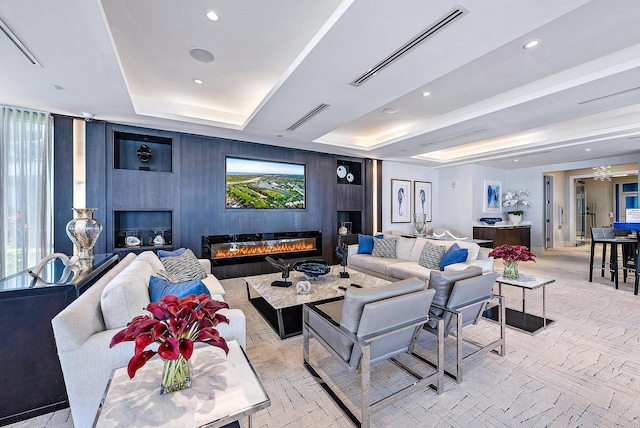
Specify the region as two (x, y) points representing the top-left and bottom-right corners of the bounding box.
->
(201, 275), (227, 297)
(418, 241), (446, 269)
(348, 254), (403, 275)
(395, 236), (415, 261)
(160, 248), (208, 281)
(371, 237), (397, 258)
(357, 234), (383, 254)
(136, 251), (165, 273)
(439, 244), (469, 270)
(148, 276), (210, 302)
(409, 238), (427, 262)
(101, 259), (153, 330)
(386, 262), (434, 281)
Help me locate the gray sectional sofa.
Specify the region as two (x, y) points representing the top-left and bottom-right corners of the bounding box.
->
(348, 234), (494, 283)
(51, 251), (246, 428)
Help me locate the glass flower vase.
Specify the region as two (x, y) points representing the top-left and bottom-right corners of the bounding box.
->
(503, 260), (520, 279)
(160, 356), (192, 395)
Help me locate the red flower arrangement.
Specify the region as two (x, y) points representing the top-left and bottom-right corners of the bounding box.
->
(110, 294), (230, 380)
(488, 244), (536, 263)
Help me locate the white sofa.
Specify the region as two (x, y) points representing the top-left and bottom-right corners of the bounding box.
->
(348, 234), (494, 283)
(51, 251), (246, 428)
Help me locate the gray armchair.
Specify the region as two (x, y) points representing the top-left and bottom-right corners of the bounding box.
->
(423, 267), (505, 383)
(303, 277), (443, 428)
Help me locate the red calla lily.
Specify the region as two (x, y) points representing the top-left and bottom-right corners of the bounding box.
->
(111, 293), (230, 378)
(127, 350), (156, 378)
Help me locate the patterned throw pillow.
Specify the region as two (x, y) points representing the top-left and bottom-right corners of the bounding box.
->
(157, 270), (198, 283)
(371, 237), (397, 258)
(418, 241), (446, 269)
(160, 248), (208, 281)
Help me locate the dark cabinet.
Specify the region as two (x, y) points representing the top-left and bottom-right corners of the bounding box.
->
(0, 254), (118, 426)
(473, 225), (531, 248)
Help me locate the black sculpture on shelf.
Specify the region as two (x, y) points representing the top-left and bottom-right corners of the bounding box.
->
(136, 144), (152, 163)
(265, 256), (291, 287)
(336, 240), (349, 278)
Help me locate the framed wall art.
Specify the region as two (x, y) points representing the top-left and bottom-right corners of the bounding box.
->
(413, 181), (432, 221)
(391, 179), (411, 223)
(483, 180), (502, 214)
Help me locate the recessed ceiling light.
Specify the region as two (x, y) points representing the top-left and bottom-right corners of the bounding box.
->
(205, 10), (220, 21)
(193, 78), (204, 85)
(383, 107), (399, 114)
(585, 148), (592, 151)
(190, 47), (215, 63)
(51, 84), (63, 90)
(514, 159), (519, 162)
(421, 91), (431, 97)
(523, 39), (540, 49)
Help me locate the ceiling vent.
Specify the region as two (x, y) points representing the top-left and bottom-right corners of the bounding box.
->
(286, 103), (330, 131)
(578, 86), (640, 104)
(0, 18), (41, 67)
(350, 6), (468, 86)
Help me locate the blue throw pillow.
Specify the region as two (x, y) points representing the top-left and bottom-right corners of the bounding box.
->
(148, 276), (211, 302)
(439, 244), (469, 270)
(357, 234), (384, 254)
(157, 248), (187, 258)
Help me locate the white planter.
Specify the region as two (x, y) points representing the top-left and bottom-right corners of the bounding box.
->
(509, 213), (523, 225)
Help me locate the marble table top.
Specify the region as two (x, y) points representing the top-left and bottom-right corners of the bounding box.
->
(94, 340), (269, 428)
(244, 266), (391, 310)
(496, 273), (555, 290)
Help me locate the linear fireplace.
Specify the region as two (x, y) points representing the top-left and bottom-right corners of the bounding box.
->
(202, 231), (322, 266)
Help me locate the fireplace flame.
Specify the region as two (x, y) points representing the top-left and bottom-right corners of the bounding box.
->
(214, 240), (315, 259)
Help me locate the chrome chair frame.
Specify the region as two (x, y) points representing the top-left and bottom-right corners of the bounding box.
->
(303, 298), (444, 428)
(424, 294), (505, 383)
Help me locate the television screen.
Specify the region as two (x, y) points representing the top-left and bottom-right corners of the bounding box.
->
(225, 157), (306, 209)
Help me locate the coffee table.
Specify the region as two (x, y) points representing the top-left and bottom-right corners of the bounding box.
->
(483, 273), (555, 335)
(93, 340), (270, 428)
(245, 267), (391, 339)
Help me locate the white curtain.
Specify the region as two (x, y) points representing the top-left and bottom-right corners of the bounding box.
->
(0, 106), (53, 277)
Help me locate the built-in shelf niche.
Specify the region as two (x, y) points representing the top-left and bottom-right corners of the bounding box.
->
(336, 160), (362, 185)
(114, 131), (173, 172)
(337, 210), (362, 236)
(113, 210), (172, 249)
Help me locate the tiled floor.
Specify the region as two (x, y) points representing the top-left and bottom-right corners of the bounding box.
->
(10, 245), (640, 427)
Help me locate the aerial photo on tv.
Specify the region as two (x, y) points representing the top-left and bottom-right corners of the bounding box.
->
(226, 157), (305, 209)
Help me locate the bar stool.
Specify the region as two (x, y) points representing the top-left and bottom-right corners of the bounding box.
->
(589, 227), (615, 282)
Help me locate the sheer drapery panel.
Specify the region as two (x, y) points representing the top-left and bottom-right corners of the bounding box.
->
(1, 106), (53, 277)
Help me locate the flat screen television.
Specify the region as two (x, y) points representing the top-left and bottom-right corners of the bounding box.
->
(225, 157), (306, 209)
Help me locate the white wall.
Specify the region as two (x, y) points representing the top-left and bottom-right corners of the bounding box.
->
(381, 161), (439, 235)
(379, 155), (639, 252)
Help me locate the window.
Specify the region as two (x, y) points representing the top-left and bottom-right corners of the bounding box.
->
(1, 106), (54, 277)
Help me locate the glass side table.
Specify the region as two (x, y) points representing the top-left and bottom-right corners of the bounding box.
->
(93, 340), (270, 428)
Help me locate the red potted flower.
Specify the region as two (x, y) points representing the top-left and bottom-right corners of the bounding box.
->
(488, 244), (536, 279)
(110, 294), (229, 394)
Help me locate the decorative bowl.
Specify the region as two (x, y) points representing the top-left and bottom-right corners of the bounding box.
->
(293, 260), (331, 278)
(479, 217), (502, 225)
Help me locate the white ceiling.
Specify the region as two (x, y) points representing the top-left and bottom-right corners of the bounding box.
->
(1, 0), (640, 170)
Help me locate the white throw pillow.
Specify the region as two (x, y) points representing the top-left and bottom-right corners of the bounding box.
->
(101, 259), (153, 330)
(395, 236), (415, 261)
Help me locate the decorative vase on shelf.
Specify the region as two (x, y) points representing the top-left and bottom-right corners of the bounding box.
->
(413, 213), (427, 237)
(508, 213), (523, 225)
(503, 260), (520, 279)
(66, 208), (103, 260)
(161, 356), (192, 395)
